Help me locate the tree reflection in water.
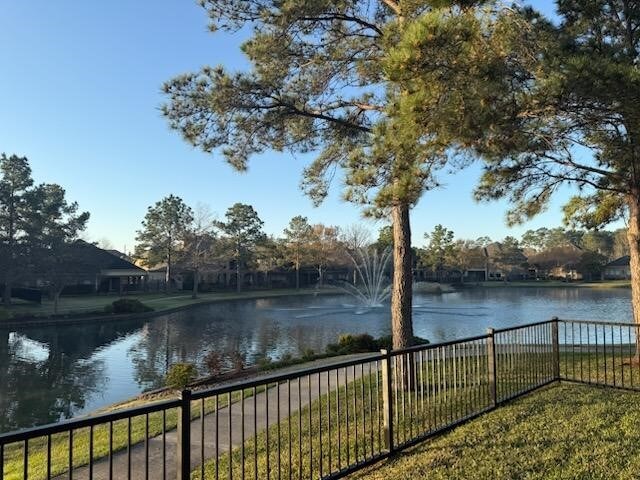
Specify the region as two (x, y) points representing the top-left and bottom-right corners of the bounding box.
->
(0, 328), (107, 432)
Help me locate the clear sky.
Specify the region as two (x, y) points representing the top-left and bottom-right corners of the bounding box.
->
(0, 0), (596, 252)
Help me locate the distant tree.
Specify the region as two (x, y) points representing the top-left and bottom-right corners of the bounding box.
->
(216, 203), (265, 292)
(27, 184), (90, 313)
(422, 225), (456, 281)
(0, 154), (34, 305)
(452, 239), (488, 283)
(96, 238), (114, 250)
(581, 231), (614, 259)
(375, 225), (394, 252)
(497, 237), (527, 280)
(545, 228), (570, 250)
(341, 224), (373, 284)
(341, 224), (372, 252)
(135, 195), (193, 292)
(613, 229), (630, 259)
(520, 228), (548, 252)
(308, 225), (343, 286)
(182, 204), (217, 299)
(254, 236), (284, 288)
(578, 251), (608, 282)
(283, 216), (313, 290)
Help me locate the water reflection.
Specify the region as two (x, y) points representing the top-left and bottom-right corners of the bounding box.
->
(0, 287), (633, 431)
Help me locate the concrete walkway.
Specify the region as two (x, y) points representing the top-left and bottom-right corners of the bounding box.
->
(63, 353), (380, 480)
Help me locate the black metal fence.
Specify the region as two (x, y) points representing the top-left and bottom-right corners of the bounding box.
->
(0, 318), (636, 480)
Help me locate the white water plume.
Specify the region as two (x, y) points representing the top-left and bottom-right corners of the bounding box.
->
(338, 248), (392, 307)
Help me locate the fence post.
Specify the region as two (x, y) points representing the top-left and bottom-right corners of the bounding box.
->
(176, 389), (192, 480)
(380, 349), (394, 453)
(551, 317), (560, 380)
(486, 328), (497, 408)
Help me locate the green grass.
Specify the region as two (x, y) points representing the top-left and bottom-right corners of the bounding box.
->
(193, 350), (550, 480)
(5, 343), (637, 480)
(349, 384), (640, 480)
(1, 387), (265, 480)
(473, 280), (630, 289)
(0, 288), (338, 320)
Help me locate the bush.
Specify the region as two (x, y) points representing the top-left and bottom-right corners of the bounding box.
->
(165, 363), (198, 390)
(326, 333), (378, 355)
(104, 298), (153, 314)
(302, 348), (316, 361)
(203, 351), (223, 376)
(326, 333), (430, 355)
(278, 353), (293, 364)
(0, 309), (10, 321)
(230, 351), (245, 372)
(257, 355), (273, 369)
(374, 335), (430, 351)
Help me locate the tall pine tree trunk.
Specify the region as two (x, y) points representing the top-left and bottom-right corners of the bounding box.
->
(391, 202), (414, 350)
(627, 193), (640, 363)
(295, 266), (300, 290)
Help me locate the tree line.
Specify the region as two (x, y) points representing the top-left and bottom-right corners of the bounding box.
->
(419, 225), (630, 281)
(133, 195), (376, 297)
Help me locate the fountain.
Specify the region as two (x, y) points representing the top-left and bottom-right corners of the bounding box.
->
(339, 247), (392, 307)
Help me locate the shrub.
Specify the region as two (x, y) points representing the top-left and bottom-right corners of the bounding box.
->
(0, 309), (10, 321)
(105, 298), (153, 314)
(230, 351), (245, 372)
(279, 353), (293, 363)
(257, 355), (273, 369)
(326, 333), (430, 355)
(165, 363), (198, 390)
(203, 351), (223, 376)
(375, 335), (430, 351)
(326, 333), (378, 355)
(302, 348), (316, 361)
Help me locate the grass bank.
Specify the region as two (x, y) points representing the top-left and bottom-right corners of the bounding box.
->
(350, 384), (640, 480)
(0, 287), (339, 322)
(470, 280), (630, 289)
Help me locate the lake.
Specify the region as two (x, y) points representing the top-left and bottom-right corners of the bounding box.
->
(0, 287), (632, 432)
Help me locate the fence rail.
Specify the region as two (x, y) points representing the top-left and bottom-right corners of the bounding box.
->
(1, 318), (638, 480)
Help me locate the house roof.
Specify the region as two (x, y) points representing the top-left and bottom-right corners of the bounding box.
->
(605, 255), (630, 268)
(73, 241), (146, 272)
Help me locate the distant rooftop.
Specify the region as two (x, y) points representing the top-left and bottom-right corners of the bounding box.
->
(605, 256), (630, 268)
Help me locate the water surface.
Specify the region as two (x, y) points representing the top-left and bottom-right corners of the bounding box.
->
(0, 287), (632, 431)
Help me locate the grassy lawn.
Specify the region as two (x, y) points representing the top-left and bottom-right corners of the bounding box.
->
(349, 384), (640, 480)
(1, 387), (267, 480)
(474, 280), (630, 289)
(0, 287), (337, 319)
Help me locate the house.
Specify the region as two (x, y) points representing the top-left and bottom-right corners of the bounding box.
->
(604, 256), (631, 280)
(14, 241), (148, 298)
(527, 244), (585, 280)
(68, 241), (148, 294)
(484, 242), (529, 281)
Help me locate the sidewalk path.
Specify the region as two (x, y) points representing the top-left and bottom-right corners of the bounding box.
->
(63, 353), (380, 480)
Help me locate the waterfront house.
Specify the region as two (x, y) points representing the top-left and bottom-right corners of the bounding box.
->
(603, 256), (631, 280)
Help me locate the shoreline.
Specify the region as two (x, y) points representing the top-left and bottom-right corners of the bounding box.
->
(0, 287), (341, 328)
(0, 281), (631, 328)
(463, 280), (631, 289)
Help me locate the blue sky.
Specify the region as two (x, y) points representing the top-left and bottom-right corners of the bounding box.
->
(0, 0), (592, 251)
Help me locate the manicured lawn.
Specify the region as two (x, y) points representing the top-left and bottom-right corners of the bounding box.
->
(0, 288), (337, 319)
(1, 387), (266, 480)
(474, 280), (630, 289)
(349, 384), (640, 480)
